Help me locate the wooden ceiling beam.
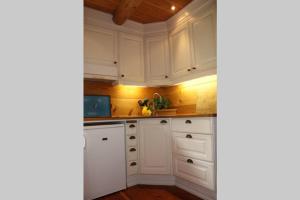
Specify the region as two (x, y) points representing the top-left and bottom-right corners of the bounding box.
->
(113, 0), (144, 25)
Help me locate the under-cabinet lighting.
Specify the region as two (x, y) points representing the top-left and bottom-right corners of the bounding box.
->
(175, 75), (217, 87)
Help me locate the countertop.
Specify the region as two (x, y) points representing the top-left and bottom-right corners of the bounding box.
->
(84, 113), (217, 122)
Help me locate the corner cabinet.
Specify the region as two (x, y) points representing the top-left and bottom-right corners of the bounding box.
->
(84, 25), (118, 80)
(169, 4), (216, 81)
(139, 119), (172, 174)
(169, 24), (193, 79)
(119, 33), (145, 84)
(145, 35), (170, 85)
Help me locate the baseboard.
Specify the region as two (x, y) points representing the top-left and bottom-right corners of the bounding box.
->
(127, 175), (216, 200)
(127, 174), (175, 187)
(175, 177), (216, 200)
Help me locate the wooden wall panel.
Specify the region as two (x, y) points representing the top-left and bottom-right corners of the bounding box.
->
(84, 80), (167, 116)
(84, 76), (217, 117)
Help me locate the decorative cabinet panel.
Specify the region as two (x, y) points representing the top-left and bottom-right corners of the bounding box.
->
(169, 24), (193, 79)
(84, 25), (118, 79)
(190, 7), (216, 73)
(139, 119), (172, 174)
(174, 155), (214, 190)
(119, 33), (145, 83)
(173, 132), (214, 162)
(171, 118), (214, 134)
(145, 35), (170, 84)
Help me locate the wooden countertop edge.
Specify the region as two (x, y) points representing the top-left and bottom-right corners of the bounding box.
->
(84, 113), (217, 122)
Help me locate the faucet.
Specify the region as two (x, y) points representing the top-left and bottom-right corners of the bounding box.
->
(152, 93), (162, 115)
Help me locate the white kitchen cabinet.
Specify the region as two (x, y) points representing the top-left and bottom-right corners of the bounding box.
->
(172, 132), (214, 162)
(84, 124), (126, 200)
(171, 117), (216, 191)
(125, 121), (139, 176)
(139, 119), (172, 174)
(174, 155), (215, 190)
(169, 24), (193, 79)
(190, 7), (216, 73)
(84, 25), (118, 80)
(119, 33), (144, 83)
(145, 35), (170, 85)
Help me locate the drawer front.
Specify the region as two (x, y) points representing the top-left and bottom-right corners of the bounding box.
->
(174, 155), (214, 190)
(127, 147), (138, 161)
(127, 161), (138, 176)
(126, 135), (137, 146)
(173, 132), (214, 161)
(126, 123), (137, 135)
(171, 118), (214, 134)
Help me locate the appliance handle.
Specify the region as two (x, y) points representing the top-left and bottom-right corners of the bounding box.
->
(83, 136), (86, 150)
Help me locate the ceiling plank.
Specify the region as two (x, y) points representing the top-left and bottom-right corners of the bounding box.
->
(113, 0), (144, 25)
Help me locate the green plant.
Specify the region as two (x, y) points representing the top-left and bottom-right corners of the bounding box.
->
(153, 96), (171, 110)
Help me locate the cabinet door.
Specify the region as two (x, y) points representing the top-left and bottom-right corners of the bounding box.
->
(84, 125), (126, 199)
(139, 119), (172, 174)
(190, 8), (216, 72)
(145, 35), (169, 83)
(119, 33), (144, 83)
(169, 24), (193, 78)
(84, 25), (118, 78)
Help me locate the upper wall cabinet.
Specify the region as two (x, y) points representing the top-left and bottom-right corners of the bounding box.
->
(145, 35), (170, 85)
(169, 24), (193, 79)
(190, 7), (216, 74)
(84, 25), (118, 80)
(119, 33), (145, 84)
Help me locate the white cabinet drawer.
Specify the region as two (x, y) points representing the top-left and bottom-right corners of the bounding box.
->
(127, 161), (138, 176)
(127, 147), (138, 161)
(171, 118), (214, 134)
(126, 123), (137, 135)
(174, 155), (214, 190)
(126, 135), (137, 146)
(173, 132), (214, 161)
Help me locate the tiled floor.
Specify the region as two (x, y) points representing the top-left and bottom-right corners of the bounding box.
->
(96, 185), (203, 200)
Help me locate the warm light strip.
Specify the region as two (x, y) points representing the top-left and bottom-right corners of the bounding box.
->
(175, 75), (217, 87)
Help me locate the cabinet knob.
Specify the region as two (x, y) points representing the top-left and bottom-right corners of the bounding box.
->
(130, 162), (137, 166)
(129, 148), (136, 152)
(165, 75), (168, 79)
(186, 134), (192, 139)
(102, 137), (108, 141)
(187, 159), (194, 164)
(121, 74), (125, 78)
(129, 124), (135, 128)
(114, 61), (118, 64)
(160, 120), (167, 124)
(185, 119), (192, 124)
(129, 136), (136, 140)
(187, 69), (191, 72)
(192, 67), (196, 70)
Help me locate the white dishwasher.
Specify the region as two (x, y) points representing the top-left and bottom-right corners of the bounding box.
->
(84, 122), (126, 200)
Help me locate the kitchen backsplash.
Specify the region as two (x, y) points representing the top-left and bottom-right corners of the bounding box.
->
(84, 75), (216, 116)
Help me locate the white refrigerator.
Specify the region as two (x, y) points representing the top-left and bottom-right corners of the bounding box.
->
(84, 123), (126, 200)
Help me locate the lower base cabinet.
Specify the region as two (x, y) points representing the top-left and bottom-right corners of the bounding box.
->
(125, 117), (216, 197)
(139, 119), (172, 175)
(174, 155), (215, 190)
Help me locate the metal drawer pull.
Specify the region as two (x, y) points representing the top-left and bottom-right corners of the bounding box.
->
(102, 137), (108, 141)
(129, 124), (136, 128)
(187, 159), (194, 164)
(185, 120), (192, 124)
(160, 120), (167, 124)
(129, 136), (136, 140)
(130, 162), (137, 166)
(129, 148), (136, 152)
(186, 134), (192, 139)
